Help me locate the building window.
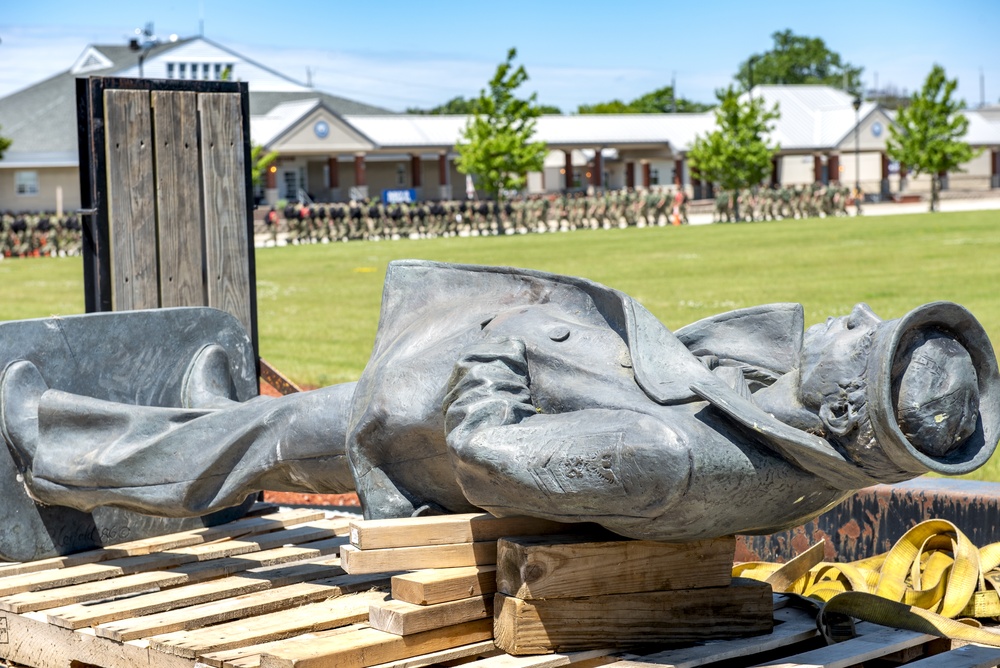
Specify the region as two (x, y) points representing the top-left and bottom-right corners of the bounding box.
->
(396, 164), (406, 187)
(166, 62), (175, 78)
(15, 171), (39, 196)
(650, 168), (660, 186)
(202, 63), (210, 80)
(214, 63), (222, 79)
(178, 63), (186, 79)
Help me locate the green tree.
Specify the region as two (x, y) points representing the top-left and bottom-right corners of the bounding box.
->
(409, 96), (561, 115)
(887, 65), (980, 212)
(0, 126), (10, 160)
(455, 48), (547, 202)
(406, 96), (478, 115)
(577, 86), (712, 114)
(687, 86), (780, 221)
(735, 30), (863, 94)
(251, 143), (279, 189)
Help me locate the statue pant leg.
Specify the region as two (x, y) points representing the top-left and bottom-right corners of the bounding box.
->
(27, 383), (357, 517)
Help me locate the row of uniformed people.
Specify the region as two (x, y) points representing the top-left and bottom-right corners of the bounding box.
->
(266, 189), (690, 244)
(713, 184), (857, 223)
(0, 213), (83, 258)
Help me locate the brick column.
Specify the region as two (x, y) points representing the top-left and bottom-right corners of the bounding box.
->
(993, 151), (999, 189)
(353, 153), (368, 199)
(264, 163), (278, 206)
(328, 156), (339, 188)
(674, 158), (684, 187)
(828, 154), (839, 185)
(564, 150), (573, 190)
(625, 162), (635, 189)
(813, 155), (823, 183)
(411, 154), (422, 188)
(438, 153), (452, 199)
(771, 156), (780, 187)
(592, 149), (603, 188)
(642, 161), (651, 189)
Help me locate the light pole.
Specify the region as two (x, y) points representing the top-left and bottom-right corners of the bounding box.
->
(852, 95), (862, 215)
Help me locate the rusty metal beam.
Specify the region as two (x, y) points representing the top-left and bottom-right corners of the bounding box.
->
(737, 478), (1000, 563)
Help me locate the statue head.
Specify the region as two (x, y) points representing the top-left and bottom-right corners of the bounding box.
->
(797, 302), (1000, 482)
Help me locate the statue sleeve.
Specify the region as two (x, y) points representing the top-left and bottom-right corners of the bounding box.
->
(443, 338), (689, 525)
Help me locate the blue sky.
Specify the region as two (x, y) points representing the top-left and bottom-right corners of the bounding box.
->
(1, 0), (998, 112)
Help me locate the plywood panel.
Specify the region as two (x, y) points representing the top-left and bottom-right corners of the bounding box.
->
(104, 89), (158, 310)
(198, 92), (252, 336)
(152, 90), (204, 308)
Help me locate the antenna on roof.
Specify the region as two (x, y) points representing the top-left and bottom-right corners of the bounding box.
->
(199, 0), (205, 36)
(128, 22), (159, 78)
(306, 67), (314, 88)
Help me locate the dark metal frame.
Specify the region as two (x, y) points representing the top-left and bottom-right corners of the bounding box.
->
(76, 76), (259, 363)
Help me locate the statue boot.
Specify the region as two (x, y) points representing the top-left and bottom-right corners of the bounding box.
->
(0, 308), (259, 562)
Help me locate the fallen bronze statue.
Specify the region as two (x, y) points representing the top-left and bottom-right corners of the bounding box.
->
(1, 260), (998, 561)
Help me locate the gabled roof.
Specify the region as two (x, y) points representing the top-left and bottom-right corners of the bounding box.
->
(0, 37), (390, 166)
(745, 85), (879, 150)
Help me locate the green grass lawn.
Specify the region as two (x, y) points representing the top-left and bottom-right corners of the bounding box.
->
(3, 209), (1000, 478)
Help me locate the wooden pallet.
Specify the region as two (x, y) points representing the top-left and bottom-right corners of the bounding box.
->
(1, 508), (998, 668)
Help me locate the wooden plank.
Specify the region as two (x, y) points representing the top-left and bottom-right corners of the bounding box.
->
(614, 606), (817, 668)
(494, 580), (773, 656)
(0, 609), (194, 668)
(392, 565), (497, 606)
(340, 541), (498, 575)
(0, 521), (346, 599)
(350, 514), (573, 550)
(366, 640), (501, 668)
(2, 521), (349, 613)
(257, 618), (494, 668)
(104, 88), (159, 310)
(199, 625), (368, 668)
(497, 535), (733, 599)
(95, 571), (389, 642)
(472, 649), (619, 668)
(152, 90), (204, 308)
(44, 558), (344, 629)
(0, 507), (325, 579)
(199, 92), (252, 336)
(369, 594), (494, 636)
(148, 590), (386, 659)
(906, 644), (1000, 667)
(751, 625), (935, 668)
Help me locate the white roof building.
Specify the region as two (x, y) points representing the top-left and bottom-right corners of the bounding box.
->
(1, 36), (998, 211)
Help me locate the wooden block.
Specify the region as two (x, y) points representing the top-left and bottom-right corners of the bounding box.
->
(340, 541), (497, 575)
(257, 618), (494, 668)
(493, 579), (773, 655)
(148, 590), (387, 659)
(94, 571), (389, 642)
(369, 594), (494, 635)
(392, 565), (497, 605)
(349, 514), (573, 550)
(497, 535), (734, 599)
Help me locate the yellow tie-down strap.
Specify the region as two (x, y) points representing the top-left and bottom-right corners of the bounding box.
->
(736, 519), (1000, 645)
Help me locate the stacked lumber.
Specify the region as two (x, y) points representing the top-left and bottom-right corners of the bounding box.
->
(3, 507), (988, 668)
(331, 513), (573, 667)
(494, 534), (773, 655)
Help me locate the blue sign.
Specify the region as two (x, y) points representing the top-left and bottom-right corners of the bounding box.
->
(871, 121), (883, 138)
(382, 188), (417, 204)
(314, 120), (330, 139)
